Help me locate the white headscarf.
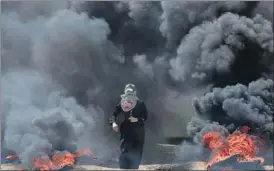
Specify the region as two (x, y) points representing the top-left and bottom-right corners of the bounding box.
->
(120, 84), (138, 112)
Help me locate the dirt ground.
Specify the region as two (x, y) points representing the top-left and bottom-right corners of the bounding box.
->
(1, 162), (273, 170)
(1, 144), (273, 170)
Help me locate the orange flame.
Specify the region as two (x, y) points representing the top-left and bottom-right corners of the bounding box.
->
(201, 127), (265, 169)
(6, 149), (96, 171)
(32, 149), (96, 170)
(32, 158), (55, 171)
(5, 154), (19, 160)
(32, 149), (96, 171)
(53, 152), (76, 169)
(202, 132), (226, 152)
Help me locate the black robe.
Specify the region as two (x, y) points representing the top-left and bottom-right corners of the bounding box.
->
(110, 99), (148, 151)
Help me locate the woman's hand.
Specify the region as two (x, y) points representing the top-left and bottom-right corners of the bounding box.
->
(128, 116), (138, 123)
(112, 123), (119, 132)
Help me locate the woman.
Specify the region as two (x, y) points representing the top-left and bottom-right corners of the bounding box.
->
(109, 84), (148, 169)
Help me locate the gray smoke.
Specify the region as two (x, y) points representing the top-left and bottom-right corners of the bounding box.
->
(160, 1), (249, 50)
(1, 1), (69, 20)
(186, 117), (229, 143)
(186, 117), (212, 137)
(255, 1), (273, 23)
(177, 117), (233, 164)
(176, 118), (230, 162)
(1, 0), (273, 168)
(32, 9), (120, 93)
(169, 12), (273, 83)
(1, 2), (111, 168)
(193, 78), (273, 131)
(175, 141), (206, 162)
(129, 1), (162, 30)
(1, 70), (99, 166)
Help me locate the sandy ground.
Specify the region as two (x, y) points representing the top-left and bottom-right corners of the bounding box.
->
(0, 162), (208, 170)
(0, 163), (180, 170)
(1, 144), (273, 170)
(1, 162), (273, 170)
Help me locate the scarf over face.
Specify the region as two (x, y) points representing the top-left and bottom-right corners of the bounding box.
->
(120, 94), (137, 112)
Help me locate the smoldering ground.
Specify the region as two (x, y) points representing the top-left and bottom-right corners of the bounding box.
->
(1, 0), (273, 168)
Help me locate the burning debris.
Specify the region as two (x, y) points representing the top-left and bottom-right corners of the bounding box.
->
(183, 117), (272, 169)
(197, 125), (268, 169)
(5, 154), (19, 161)
(1, 1), (273, 170)
(5, 149), (97, 171)
(1, 70), (101, 168)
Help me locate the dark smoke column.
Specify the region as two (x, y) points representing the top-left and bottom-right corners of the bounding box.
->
(193, 78), (273, 133)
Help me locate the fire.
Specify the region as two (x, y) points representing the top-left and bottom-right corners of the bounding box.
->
(32, 149), (96, 170)
(5, 154), (19, 160)
(202, 132), (226, 152)
(201, 126), (265, 169)
(32, 158), (55, 171)
(5, 149), (97, 171)
(74, 148), (97, 159)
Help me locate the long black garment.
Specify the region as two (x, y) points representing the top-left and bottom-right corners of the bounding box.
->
(110, 100), (148, 169)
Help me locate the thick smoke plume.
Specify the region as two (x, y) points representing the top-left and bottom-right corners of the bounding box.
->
(1, 0), (273, 168)
(169, 12), (273, 84)
(160, 1), (248, 50)
(2, 70), (98, 166)
(193, 78), (273, 131)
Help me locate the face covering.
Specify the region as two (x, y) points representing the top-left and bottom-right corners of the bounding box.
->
(120, 94), (137, 112)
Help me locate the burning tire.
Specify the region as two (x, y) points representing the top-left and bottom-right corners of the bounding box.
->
(58, 164), (74, 171)
(4, 149), (96, 171)
(199, 126), (267, 168)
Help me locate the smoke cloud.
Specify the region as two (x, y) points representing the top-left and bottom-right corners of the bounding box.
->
(1, 0), (273, 168)
(193, 78), (273, 131)
(169, 12), (273, 83)
(1, 70), (99, 166)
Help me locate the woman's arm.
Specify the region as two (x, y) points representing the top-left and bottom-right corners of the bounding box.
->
(109, 102), (122, 127)
(136, 101), (148, 122)
(142, 101), (148, 122)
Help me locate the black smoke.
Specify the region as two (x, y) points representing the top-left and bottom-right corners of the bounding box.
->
(1, 0), (273, 168)
(193, 78), (273, 130)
